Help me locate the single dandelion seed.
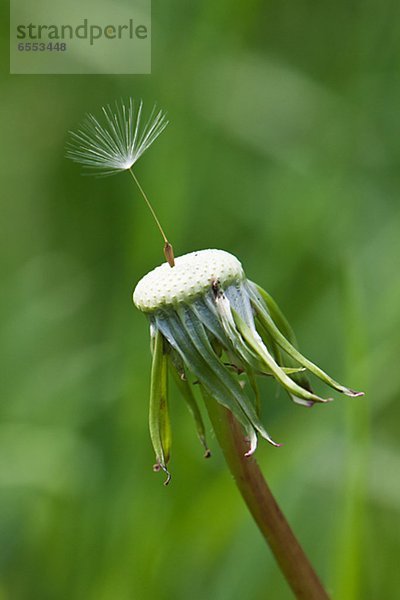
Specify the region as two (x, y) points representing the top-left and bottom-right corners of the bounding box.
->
(66, 98), (174, 266)
(133, 249), (364, 484)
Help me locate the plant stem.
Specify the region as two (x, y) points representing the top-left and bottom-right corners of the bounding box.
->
(203, 392), (330, 600)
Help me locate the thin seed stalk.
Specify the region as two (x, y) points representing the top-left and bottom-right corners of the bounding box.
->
(202, 390), (330, 600)
(128, 168), (175, 267)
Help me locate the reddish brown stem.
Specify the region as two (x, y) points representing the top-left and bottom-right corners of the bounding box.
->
(203, 393), (330, 600)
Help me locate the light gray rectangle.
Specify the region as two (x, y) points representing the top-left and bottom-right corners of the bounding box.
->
(10, 0), (151, 74)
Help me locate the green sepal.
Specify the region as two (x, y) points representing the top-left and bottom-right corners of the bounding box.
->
(231, 307), (332, 404)
(159, 310), (257, 446)
(149, 330), (172, 485)
(169, 352), (211, 457)
(175, 306), (280, 449)
(248, 282), (363, 398)
(250, 282), (314, 395)
(246, 368), (261, 416)
(251, 282), (297, 344)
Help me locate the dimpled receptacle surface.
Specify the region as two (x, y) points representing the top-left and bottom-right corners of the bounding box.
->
(133, 249), (244, 312)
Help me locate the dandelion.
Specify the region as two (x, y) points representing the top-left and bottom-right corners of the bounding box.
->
(67, 99), (363, 599)
(66, 98), (174, 266)
(133, 248), (363, 484)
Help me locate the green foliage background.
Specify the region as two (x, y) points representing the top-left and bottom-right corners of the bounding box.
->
(1, 2), (399, 598)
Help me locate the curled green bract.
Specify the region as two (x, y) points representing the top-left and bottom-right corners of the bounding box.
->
(149, 329), (171, 484)
(134, 249), (363, 483)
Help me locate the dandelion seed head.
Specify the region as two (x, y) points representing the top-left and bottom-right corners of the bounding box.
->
(66, 98), (169, 176)
(133, 249), (244, 311)
(133, 248), (364, 480)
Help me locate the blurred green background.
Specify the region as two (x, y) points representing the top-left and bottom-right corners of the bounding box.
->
(1, 1), (399, 598)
